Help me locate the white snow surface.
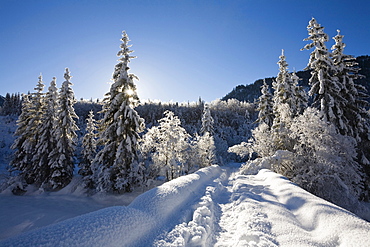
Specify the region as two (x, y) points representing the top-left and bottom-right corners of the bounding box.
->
(1, 164), (370, 247)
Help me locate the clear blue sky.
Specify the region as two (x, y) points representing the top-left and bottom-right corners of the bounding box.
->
(1, 0), (370, 103)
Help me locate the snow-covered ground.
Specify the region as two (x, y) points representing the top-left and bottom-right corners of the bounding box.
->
(0, 180), (142, 240)
(1, 164), (369, 247)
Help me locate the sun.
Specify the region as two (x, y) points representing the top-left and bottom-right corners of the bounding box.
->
(125, 88), (135, 96)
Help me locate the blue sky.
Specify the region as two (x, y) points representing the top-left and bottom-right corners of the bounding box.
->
(1, 0), (369, 103)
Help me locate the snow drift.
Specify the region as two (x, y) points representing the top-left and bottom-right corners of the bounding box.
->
(1, 165), (370, 247)
(1, 165), (222, 247)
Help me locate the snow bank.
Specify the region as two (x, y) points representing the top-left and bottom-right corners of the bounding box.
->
(156, 167), (370, 247)
(0, 165), (222, 247)
(256, 169), (370, 247)
(154, 172), (228, 246)
(2, 165), (369, 247)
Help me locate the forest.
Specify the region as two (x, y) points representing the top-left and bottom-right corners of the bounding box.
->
(0, 18), (370, 218)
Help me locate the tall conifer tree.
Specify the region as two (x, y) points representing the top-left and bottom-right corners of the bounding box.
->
(92, 31), (145, 193)
(331, 30), (370, 140)
(9, 94), (34, 188)
(10, 76), (45, 185)
(200, 104), (214, 135)
(272, 50), (293, 124)
(198, 104), (216, 167)
(301, 18), (345, 129)
(271, 50), (295, 151)
(79, 110), (97, 188)
(290, 71), (308, 116)
(331, 30), (370, 197)
(48, 68), (79, 190)
(256, 79), (274, 128)
(32, 77), (58, 186)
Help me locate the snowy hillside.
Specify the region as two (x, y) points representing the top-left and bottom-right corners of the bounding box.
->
(1, 164), (369, 247)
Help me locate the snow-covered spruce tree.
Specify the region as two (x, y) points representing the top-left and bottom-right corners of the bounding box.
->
(8, 94), (33, 193)
(271, 50), (297, 152)
(197, 104), (216, 167)
(31, 77), (59, 187)
(141, 111), (190, 181)
(47, 68), (79, 191)
(9, 76), (45, 187)
(255, 79), (274, 128)
(272, 50), (296, 110)
(249, 52), (307, 167)
(301, 18), (345, 131)
(289, 107), (364, 212)
(290, 71), (308, 116)
(331, 30), (370, 140)
(79, 110), (97, 189)
(200, 104), (214, 135)
(92, 31), (145, 193)
(331, 30), (370, 198)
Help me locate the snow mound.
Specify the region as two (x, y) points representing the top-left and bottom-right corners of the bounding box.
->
(1, 166), (370, 247)
(154, 172), (227, 246)
(0, 165), (222, 247)
(257, 169), (370, 246)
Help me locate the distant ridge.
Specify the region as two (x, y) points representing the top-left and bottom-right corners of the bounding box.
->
(222, 55), (370, 103)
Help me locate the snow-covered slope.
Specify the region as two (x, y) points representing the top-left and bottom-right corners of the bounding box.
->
(1, 165), (370, 247)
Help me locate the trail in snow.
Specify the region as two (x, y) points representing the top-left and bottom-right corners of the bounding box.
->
(1, 165), (370, 247)
(214, 171), (278, 246)
(154, 165), (370, 247)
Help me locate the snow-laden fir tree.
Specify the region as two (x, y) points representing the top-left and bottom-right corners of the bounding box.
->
(32, 77), (59, 187)
(141, 111), (190, 181)
(256, 79), (274, 128)
(79, 110), (97, 189)
(272, 50), (295, 110)
(47, 68), (79, 191)
(8, 94), (33, 193)
(271, 50), (296, 151)
(10, 76), (45, 187)
(272, 50), (307, 119)
(251, 52), (307, 162)
(290, 71), (308, 116)
(301, 18), (345, 130)
(331, 30), (370, 140)
(200, 104), (214, 135)
(92, 31), (145, 193)
(197, 104), (216, 167)
(331, 30), (370, 198)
